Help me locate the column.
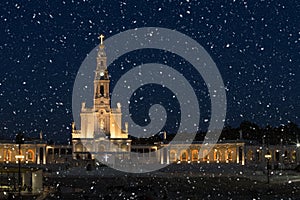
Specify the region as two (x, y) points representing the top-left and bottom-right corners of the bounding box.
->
(36, 147), (40, 164)
(241, 146), (245, 165)
(236, 146), (239, 164)
(43, 147), (46, 164)
(160, 149), (163, 164)
(166, 148), (169, 164)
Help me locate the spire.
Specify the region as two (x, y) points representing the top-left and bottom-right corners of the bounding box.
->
(39, 131), (43, 140)
(95, 34), (108, 80)
(99, 34), (104, 45)
(98, 34), (105, 51)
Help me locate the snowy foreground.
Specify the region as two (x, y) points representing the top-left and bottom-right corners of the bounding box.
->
(41, 164), (300, 199)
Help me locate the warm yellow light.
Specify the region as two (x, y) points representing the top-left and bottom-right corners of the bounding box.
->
(265, 154), (271, 159)
(15, 155), (25, 159)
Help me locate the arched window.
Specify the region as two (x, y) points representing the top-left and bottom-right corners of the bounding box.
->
(100, 85), (104, 96)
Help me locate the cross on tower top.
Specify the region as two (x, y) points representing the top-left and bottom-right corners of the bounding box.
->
(98, 34), (104, 45)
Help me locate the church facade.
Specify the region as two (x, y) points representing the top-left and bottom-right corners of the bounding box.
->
(71, 35), (131, 162)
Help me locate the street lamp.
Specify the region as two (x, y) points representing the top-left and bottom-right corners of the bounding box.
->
(15, 133), (24, 198)
(265, 151), (272, 184)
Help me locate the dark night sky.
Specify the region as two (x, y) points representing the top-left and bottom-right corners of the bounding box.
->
(0, 0), (299, 143)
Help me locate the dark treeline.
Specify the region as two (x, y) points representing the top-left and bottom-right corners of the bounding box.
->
(196, 121), (300, 145)
(131, 121), (300, 146)
(220, 121), (300, 145)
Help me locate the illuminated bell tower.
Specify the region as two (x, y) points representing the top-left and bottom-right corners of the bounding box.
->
(94, 34), (110, 108)
(92, 34), (127, 139)
(72, 34), (131, 161)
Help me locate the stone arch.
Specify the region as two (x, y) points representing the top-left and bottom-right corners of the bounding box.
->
(4, 149), (12, 161)
(226, 149), (233, 162)
(203, 149), (209, 162)
(191, 149), (199, 162)
(170, 150), (177, 162)
(214, 149), (221, 162)
(180, 150), (189, 162)
(27, 149), (34, 162)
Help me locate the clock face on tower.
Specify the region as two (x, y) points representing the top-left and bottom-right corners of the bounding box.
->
(100, 71), (104, 77)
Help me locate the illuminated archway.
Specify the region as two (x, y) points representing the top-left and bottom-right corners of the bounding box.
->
(27, 150), (34, 162)
(4, 149), (12, 161)
(170, 150), (177, 162)
(214, 149), (221, 162)
(226, 149), (233, 162)
(203, 149), (209, 162)
(191, 149), (199, 162)
(180, 150), (188, 162)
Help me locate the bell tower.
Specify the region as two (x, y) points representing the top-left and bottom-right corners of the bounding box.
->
(94, 34), (110, 108)
(72, 33), (131, 161)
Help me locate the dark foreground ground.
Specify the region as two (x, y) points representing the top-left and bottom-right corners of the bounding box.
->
(44, 174), (300, 200)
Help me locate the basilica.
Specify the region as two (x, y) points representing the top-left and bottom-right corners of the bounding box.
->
(71, 35), (131, 163)
(69, 35), (300, 168)
(0, 36), (299, 170)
